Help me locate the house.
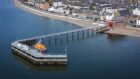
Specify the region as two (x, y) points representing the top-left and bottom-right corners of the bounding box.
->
(39, 2), (49, 10)
(128, 16), (140, 28)
(28, 0), (46, 5)
(27, 0), (49, 10)
(136, 18), (140, 27)
(48, 7), (70, 15)
(104, 8), (117, 21)
(48, 7), (55, 12)
(105, 12), (114, 21)
(133, 8), (140, 16)
(53, 2), (63, 7)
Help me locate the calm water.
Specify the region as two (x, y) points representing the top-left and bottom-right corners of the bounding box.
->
(1, 0), (140, 79)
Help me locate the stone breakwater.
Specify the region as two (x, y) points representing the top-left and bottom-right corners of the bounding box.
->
(13, 0), (94, 28)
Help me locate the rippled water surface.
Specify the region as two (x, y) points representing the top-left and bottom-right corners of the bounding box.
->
(0, 0), (140, 79)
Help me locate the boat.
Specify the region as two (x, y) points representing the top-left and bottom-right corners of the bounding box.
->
(34, 40), (47, 52)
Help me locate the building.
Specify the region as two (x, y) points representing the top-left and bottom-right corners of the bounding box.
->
(136, 18), (140, 27)
(103, 7), (117, 21)
(128, 16), (140, 28)
(133, 8), (140, 16)
(39, 2), (49, 10)
(28, 0), (46, 5)
(53, 2), (63, 7)
(105, 12), (114, 20)
(48, 7), (70, 15)
(27, 0), (49, 10)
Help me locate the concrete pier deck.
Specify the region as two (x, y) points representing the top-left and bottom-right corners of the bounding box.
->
(11, 42), (67, 65)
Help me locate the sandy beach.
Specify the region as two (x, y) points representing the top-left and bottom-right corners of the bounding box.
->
(13, 0), (94, 28)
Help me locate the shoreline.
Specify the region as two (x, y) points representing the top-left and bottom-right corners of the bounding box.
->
(13, 0), (94, 28)
(13, 0), (140, 38)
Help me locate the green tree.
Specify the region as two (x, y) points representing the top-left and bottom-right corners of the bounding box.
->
(114, 9), (120, 22)
(69, 7), (73, 14)
(89, 3), (96, 11)
(114, 9), (120, 18)
(45, 0), (53, 6)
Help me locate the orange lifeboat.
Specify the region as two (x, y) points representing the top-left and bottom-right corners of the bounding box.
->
(34, 41), (47, 52)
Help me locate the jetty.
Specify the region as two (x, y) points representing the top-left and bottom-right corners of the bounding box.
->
(11, 26), (109, 65)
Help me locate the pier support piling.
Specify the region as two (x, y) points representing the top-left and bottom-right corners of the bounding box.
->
(66, 33), (69, 42)
(55, 37), (57, 45)
(82, 30), (84, 39)
(72, 32), (74, 41)
(77, 31), (79, 40)
(92, 28), (94, 36)
(61, 34), (64, 44)
(48, 37), (51, 46)
(87, 29), (89, 37)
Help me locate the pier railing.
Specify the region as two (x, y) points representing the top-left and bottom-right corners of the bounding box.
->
(16, 26), (108, 43)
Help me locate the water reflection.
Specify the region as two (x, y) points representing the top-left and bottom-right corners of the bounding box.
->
(107, 34), (126, 43)
(12, 52), (67, 72)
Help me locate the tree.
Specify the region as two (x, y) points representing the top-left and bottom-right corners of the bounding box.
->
(128, 0), (139, 16)
(89, 3), (96, 11)
(114, 9), (120, 22)
(69, 7), (73, 14)
(45, 0), (53, 6)
(114, 8), (120, 17)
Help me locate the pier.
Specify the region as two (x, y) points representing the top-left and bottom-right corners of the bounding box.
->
(11, 26), (109, 65)
(12, 42), (67, 65)
(16, 26), (109, 43)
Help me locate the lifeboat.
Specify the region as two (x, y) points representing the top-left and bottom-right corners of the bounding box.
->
(34, 40), (47, 52)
